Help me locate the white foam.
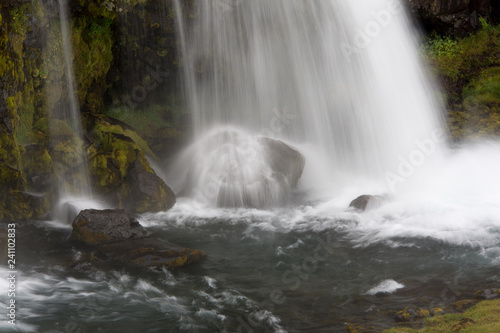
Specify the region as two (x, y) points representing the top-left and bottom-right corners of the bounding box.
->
(365, 279), (405, 295)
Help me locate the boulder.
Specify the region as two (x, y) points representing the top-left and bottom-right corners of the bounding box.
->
(69, 209), (206, 269)
(259, 137), (305, 189)
(88, 121), (176, 214)
(69, 209), (151, 245)
(176, 129), (305, 208)
(349, 194), (386, 211)
(123, 159), (176, 213)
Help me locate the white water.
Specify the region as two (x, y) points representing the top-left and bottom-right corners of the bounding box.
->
(172, 0), (446, 205)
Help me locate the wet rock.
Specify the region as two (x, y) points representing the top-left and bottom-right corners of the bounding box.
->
(69, 209), (151, 245)
(123, 159), (176, 214)
(88, 122), (176, 214)
(395, 307), (431, 322)
(69, 209), (205, 269)
(259, 137), (306, 189)
(96, 238), (206, 269)
(177, 130), (305, 208)
(349, 194), (386, 211)
(474, 288), (500, 300)
(452, 299), (477, 311)
(406, 0), (494, 36)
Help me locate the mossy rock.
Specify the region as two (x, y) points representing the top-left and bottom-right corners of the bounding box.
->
(22, 144), (53, 176)
(87, 124), (175, 213)
(383, 299), (500, 333)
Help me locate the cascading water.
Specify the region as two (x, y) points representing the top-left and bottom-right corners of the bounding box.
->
(172, 0), (447, 206)
(41, 0), (100, 220)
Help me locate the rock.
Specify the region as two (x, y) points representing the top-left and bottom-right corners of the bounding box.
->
(259, 137), (306, 189)
(406, 0), (494, 36)
(349, 194), (386, 211)
(474, 288), (500, 300)
(69, 209), (205, 269)
(123, 159), (176, 214)
(88, 121), (176, 214)
(69, 209), (151, 245)
(395, 307), (431, 322)
(176, 129), (305, 208)
(96, 238), (206, 269)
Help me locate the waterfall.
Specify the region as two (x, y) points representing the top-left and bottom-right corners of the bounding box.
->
(42, 0), (93, 216)
(171, 0), (447, 206)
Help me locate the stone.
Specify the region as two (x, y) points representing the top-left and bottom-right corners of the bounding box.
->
(474, 288), (500, 300)
(69, 209), (205, 269)
(123, 159), (176, 213)
(259, 137), (306, 189)
(349, 194), (386, 211)
(96, 238), (206, 269)
(69, 209), (151, 245)
(406, 0), (494, 36)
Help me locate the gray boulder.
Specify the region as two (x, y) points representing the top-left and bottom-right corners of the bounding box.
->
(69, 209), (151, 245)
(349, 194), (386, 211)
(69, 209), (206, 269)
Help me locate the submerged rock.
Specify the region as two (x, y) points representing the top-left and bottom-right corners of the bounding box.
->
(97, 238), (206, 269)
(349, 194), (386, 211)
(69, 209), (205, 269)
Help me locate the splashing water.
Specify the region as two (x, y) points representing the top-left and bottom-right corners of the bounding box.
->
(172, 0), (446, 204)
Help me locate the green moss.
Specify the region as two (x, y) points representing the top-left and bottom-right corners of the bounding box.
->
(423, 21), (500, 141)
(383, 299), (500, 333)
(94, 123), (156, 158)
(463, 67), (500, 109)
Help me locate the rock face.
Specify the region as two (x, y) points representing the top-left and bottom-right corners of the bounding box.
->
(69, 209), (151, 245)
(349, 194), (386, 211)
(69, 209), (205, 269)
(406, 0), (494, 36)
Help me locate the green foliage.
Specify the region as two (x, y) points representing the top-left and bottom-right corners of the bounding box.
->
(463, 67), (500, 109)
(423, 20), (500, 141)
(422, 21), (500, 83)
(422, 35), (462, 59)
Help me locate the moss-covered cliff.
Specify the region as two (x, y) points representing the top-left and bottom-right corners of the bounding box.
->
(0, 0), (183, 221)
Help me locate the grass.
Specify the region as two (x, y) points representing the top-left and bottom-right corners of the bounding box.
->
(383, 299), (500, 333)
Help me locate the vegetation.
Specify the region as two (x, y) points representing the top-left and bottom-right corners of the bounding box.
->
(422, 18), (500, 141)
(383, 299), (500, 333)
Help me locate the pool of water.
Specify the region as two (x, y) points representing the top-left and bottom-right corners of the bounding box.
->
(2, 197), (499, 333)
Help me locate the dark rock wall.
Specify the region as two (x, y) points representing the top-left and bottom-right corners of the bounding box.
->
(407, 0), (496, 36)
